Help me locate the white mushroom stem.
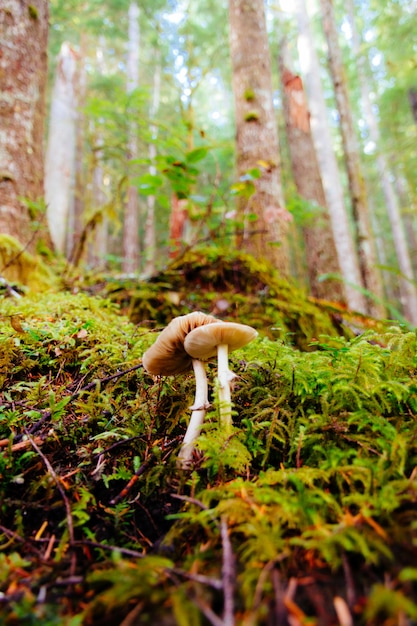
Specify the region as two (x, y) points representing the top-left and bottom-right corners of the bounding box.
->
(217, 343), (237, 432)
(177, 359), (209, 469)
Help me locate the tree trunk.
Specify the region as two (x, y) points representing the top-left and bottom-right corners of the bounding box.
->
(409, 88), (417, 126)
(346, 0), (417, 324)
(68, 35), (87, 263)
(169, 195), (189, 258)
(294, 0), (366, 314)
(279, 57), (344, 303)
(122, 1), (140, 274)
(143, 51), (161, 276)
(45, 42), (78, 255)
(0, 0), (50, 250)
(228, 0), (291, 275)
(320, 0), (384, 319)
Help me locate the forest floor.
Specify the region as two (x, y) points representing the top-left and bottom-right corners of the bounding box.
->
(1, 248), (417, 625)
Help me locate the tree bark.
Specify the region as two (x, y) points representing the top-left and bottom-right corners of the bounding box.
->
(228, 0), (291, 275)
(295, 0), (366, 314)
(320, 0), (384, 319)
(279, 57), (344, 303)
(143, 50), (161, 276)
(409, 88), (417, 126)
(69, 35), (87, 263)
(45, 42), (78, 255)
(346, 0), (417, 324)
(122, 1), (140, 274)
(0, 0), (50, 250)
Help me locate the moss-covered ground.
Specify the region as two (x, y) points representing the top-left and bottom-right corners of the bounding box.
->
(1, 250), (417, 625)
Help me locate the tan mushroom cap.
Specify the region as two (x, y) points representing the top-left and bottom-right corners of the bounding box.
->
(142, 311), (220, 376)
(184, 322), (258, 360)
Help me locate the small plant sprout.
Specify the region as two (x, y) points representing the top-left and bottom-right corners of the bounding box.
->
(184, 322), (258, 432)
(142, 312), (220, 469)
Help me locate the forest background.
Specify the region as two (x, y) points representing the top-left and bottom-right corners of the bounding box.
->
(1, 0), (417, 321)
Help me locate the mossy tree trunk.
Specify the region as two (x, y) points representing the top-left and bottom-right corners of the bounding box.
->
(228, 0), (291, 276)
(279, 57), (345, 304)
(0, 0), (50, 252)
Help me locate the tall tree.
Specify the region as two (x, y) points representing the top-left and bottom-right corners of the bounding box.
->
(0, 0), (50, 250)
(228, 0), (291, 275)
(346, 0), (417, 324)
(143, 49), (161, 276)
(45, 42), (78, 255)
(122, 1), (141, 274)
(294, 0), (366, 314)
(279, 54), (344, 303)
(319, 0), (384, 318)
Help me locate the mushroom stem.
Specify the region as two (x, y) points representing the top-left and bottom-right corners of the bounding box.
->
(177, 359), (209, 469)
(217, 343), (236, 432)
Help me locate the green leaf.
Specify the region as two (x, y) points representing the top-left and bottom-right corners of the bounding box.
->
(137, 173), (164, 194)
(185, 147), (208, 163)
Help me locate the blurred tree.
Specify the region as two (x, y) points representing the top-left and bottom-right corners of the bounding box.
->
(122, 1), (141, 273)
(228, 0), (291, 275)
(294, 0), (366, 313)
(345, 0), (417, 324)
(0, 0), (51, 250)
(320, 0), (384, 318)
(279, 52), (344, 303)
(45, 42), (78, 255)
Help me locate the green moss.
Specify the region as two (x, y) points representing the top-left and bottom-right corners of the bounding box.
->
(103, 245), (364, 349)
(244, 110), (259, 122)
(244, 88), (256, 101)
(1, 270), (416, 624)
(28, 4), (38, 19)
(0, 234), (57, 292)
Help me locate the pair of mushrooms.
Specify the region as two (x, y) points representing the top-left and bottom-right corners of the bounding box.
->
(142, 312), (257, 468)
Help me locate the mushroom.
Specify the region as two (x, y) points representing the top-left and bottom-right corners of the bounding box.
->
(184, 322), (258, 432)
(142, 312), (220, 468)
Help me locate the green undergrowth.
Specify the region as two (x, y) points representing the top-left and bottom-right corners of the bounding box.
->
(1, 291), (417, 625)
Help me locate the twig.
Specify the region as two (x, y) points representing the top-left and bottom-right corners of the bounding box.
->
(73, 539), (145, 559)
(0, 276), (22, 298)
(72, 363), (143, 396)
(110, 437), (181, 505)
(220, 516), (235, 626)
(0, 435), (43, 451)
(0, 524), (44, 558)
(13, 413), (51, 443)
(171, 493), (209, 510)
(342, 551), (356, 608)
(191, 596), (225, 626)
(170, 568), (223, 590)
(25, 431), (76, 575)
(119, 601), (145, 626)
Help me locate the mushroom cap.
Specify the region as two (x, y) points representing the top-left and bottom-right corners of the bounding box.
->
(184, 322), (258, 360)
(142, 311), (220, 376)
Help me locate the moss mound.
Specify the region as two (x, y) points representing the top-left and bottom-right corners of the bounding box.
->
(1, 288), (417, 624)
(103, 246), (381, 350)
